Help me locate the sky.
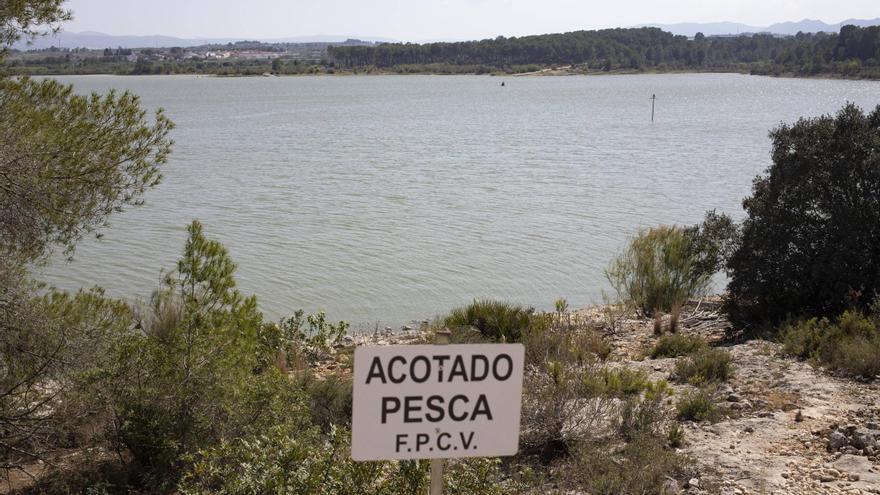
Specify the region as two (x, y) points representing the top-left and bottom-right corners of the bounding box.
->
(60, 0), (880, 41)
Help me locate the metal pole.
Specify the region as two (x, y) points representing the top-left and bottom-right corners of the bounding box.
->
(651, 94), (656, 122)
(430, 328), (451, 495)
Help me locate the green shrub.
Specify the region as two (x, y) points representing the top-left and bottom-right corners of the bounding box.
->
(650, 334), (708, 358)
(583, 367), (654, 398)
(294, 373), (353, 432)
(676, 388), (720, 422)
(180, 425), (512, 495)
(606, 226), (710, 317)
(614, 381), (673, 441)
(727, 104), (880, 322)
(180, 425), (385, 494)
(781, 310), (880, 379)
(444, 458), (520, 495)
(571, 434), (689, 495)
(522, 320), (611, 368)
(445, 300), (533, 342)
(673, 348), (733, 384)
(831, 336), (880, 379)
(667, 422), (685, 448)
(781, 316), (832, 360)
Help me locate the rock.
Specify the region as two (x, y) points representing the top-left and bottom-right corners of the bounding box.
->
(744, 426), (755, 433)
(866, 422), (880, 431)
(829, 431), (850, 451)
(813, 472), (835, 482)
(727, 393), (741, 402)
(661, 479), (679, 494)
(688, 478), (700, 488)
(853, 434), (873, 450)
(853, 429), (878, 450)
(833, 454), (880, 485)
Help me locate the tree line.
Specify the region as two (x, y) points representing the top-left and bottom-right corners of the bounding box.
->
(327, 26), (880, 78)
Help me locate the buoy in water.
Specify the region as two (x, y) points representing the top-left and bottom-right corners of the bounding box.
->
(501, 81), (505, 87)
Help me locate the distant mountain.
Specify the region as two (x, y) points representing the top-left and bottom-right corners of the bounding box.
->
(11, 31), (396, 50)
(641, 18), (880, 37)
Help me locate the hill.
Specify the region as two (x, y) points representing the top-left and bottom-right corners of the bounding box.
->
(643, 17), (880, 37)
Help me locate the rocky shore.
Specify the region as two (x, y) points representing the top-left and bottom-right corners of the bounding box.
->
(305, 298), (880, 494)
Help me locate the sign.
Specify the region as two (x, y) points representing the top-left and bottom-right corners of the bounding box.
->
(351, 344), (525, 461)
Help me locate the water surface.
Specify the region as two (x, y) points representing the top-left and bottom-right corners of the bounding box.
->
(42, 74), (880, 326)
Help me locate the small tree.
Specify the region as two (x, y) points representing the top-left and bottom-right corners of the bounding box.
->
(606, 226), (710, 317)
(110, 221), (265, 475)
(727, 103), (880, 322)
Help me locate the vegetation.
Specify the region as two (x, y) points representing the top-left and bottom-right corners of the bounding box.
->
(328, 26), (880, 79)
(676, 388), (722, 422)
(0, 77), (173, 262)
(444, 299), (534, 342)
(518, 315), (687, 492)
(5, 25), (880, 79)
(650, 333), (709, 358)
(606, 225), (711, 317)
(673, 348), (734, 385)
(781, 309), (880, 379)
(726, 103), (880, 323)
(6, 1), (880, 492)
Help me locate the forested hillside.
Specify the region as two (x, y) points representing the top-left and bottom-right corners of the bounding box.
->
(327, 25), (880, 78)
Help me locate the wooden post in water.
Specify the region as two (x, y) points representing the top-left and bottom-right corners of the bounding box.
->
(430, 328), (451, 495)
(651, 94), (656, 122)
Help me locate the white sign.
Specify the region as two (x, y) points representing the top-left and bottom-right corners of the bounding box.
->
(352, 344), (525, 461)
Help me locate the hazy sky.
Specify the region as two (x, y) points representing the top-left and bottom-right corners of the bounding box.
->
(60, 0), (879, 41)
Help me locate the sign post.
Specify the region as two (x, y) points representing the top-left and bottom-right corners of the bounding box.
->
(351, 334), (525, 494)
(430, 329), (450, 495)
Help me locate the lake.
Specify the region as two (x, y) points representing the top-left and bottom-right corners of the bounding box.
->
(41, 74), (880, 327)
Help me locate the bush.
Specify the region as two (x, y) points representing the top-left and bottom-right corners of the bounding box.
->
(520, 326), (671, 463)
(445, 300), (533, 342)
(727, 104), (880, 322)
(522, 318), (611, 368)
(676, 388), (721, 422)
(180, 425), (514, 495)
(606, 226), (711, 317)
(583, 367), (655, 398)
(294, 373), (353, 432)
(650, 334), (708, 358)
(831, 336), (880, 379)
(572, 435), (689, 494)
(179, 425), (388, 494)
(673, 348), (733, 384)
(781, 310), (880, 379)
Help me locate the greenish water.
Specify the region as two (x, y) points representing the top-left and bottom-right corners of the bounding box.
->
(41, 74), (880, 327)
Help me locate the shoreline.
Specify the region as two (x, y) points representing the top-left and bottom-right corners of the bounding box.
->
(5, 68), (880, 81)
